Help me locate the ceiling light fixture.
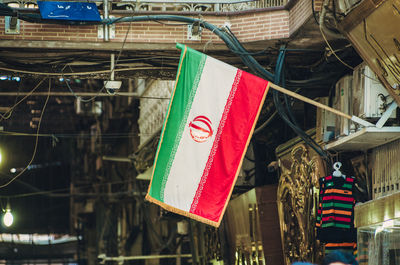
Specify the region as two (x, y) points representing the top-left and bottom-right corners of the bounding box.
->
(3, 202), (13, 227)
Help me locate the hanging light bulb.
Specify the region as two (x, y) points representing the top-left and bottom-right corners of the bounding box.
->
(3, 202), (13, 227)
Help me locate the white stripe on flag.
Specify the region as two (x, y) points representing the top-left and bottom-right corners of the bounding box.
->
(163, 56), (238, 211)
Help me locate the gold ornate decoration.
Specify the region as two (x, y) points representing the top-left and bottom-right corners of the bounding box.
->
(277, 143), (325, 265)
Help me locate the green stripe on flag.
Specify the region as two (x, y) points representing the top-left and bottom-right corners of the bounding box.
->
(149, 45), (206, 201)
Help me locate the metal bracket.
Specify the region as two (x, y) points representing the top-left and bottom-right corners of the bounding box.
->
(5, 16), (20, 34)
(376, 101), (399, 128)
(97, 14), (115, 40)
(187, 24), (202, 41)
(98, 23), (115, 39)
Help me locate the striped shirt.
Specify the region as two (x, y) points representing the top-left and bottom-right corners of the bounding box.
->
(316, 175), (357, 244)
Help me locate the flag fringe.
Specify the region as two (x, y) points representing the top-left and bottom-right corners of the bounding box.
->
(145, 194), (220, 227)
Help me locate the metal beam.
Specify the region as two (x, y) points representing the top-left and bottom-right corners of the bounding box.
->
(0, 40), (230, 51)
(0, 40), (281, 52)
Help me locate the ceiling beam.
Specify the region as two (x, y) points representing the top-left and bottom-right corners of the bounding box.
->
(0, 39), (285, 52)
(0, 40), (232, 51)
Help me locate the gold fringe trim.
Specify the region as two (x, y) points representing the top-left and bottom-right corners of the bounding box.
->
(145, 194), (220, 227)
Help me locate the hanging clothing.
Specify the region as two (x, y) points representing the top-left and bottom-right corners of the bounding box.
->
(324, 242), (357, 255)
(316, 175), (357, 254)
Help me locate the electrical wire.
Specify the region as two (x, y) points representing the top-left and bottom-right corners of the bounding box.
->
(0, 78), (46, 123)
(278, 56), (303, 129)
(0, 66), (165, 76)
(253, 111), (278, 135)
(0, 78), (51, 189)
(0, 177), (140, 199)
(312, 0), (320, 25)
(0, 13), (344, 88)
(94, 16), (341, 161)
(320, 28), (354, 70)
(0, 66), (167, 76)
(273, 48), (330, 162)
(0, 13), (346, 164)
(273, 89), (330, 162)
(0, 54), (179, 72)
(62, 21), (133, 102)
(0, 130), (167, 139)
(0, 74), (21, 121)
(0, 109), (12, 120)
(284, 89), (301, 128)
(0, 131), (136, 138)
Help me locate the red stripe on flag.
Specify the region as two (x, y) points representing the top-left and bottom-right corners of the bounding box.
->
(189, 70), (268, 222)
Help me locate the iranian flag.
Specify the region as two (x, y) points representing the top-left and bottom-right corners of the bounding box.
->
(145, 44), (270, 227)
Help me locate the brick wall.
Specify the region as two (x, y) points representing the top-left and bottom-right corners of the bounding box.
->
(230, 11), (290, 42)
(0, 5), (311, 45)
(0, 19), (99, 41)
(289, 0), (313, 35)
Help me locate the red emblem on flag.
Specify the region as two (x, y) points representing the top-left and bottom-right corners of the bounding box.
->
(189, 116), (213, 143)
